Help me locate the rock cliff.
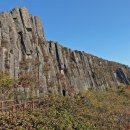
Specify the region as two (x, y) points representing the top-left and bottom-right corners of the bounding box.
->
(0, 7), (130, 97)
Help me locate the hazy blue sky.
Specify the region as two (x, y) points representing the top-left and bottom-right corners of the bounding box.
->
(0, 0), (130, 66)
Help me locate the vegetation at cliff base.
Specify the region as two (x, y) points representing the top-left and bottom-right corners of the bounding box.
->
(0, 89), (130, 130)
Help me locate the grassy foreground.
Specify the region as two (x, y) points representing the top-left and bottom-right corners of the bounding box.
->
(0, 89), (130, 130)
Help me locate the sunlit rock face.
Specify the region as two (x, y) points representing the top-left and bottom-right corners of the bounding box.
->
(0, 7), (130, 97)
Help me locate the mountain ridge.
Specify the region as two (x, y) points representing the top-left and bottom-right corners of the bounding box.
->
(47, 40), (129, 68)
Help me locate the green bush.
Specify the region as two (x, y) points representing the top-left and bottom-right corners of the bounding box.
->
(0, 73), (15, 100)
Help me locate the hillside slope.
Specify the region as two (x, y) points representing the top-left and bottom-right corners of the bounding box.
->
(0, 90), (130, 129)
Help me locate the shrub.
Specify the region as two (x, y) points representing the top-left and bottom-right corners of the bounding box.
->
(0, 89), (130, 129)
(0, 73), (15, 100)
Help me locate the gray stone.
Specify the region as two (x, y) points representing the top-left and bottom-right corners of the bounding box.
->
(0, 7), (129, 99)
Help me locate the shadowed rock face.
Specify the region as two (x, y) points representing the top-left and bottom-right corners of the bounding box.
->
(0, 7), (130, 97)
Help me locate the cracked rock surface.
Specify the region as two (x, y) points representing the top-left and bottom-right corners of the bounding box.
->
(0, 7), (130, 97)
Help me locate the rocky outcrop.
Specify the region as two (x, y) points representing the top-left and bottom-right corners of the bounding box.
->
(0, 7), (130, 97)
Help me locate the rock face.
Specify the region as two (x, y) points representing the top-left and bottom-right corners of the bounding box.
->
(0, 7), (130, 97)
